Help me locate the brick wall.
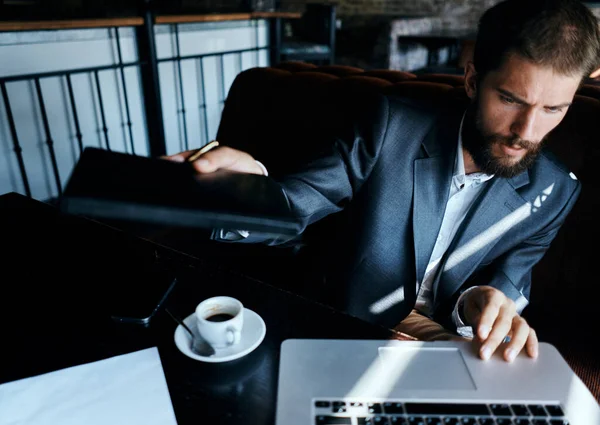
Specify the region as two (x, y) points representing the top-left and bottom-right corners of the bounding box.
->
(279, 0), (502, 71)
(334, 15), (445, 70)
(280, 0), (502, 30)
(279, 0), (600, 72)
(281, 0), (600, 30)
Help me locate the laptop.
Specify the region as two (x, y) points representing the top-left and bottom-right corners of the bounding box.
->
(275, 339), (600, 425)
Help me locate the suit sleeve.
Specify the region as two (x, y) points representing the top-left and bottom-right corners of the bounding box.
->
(213, 93), (392, 246)
(278, 93), (391, 230)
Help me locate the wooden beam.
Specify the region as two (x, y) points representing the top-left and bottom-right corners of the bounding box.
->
(155, 12), (301, 24)
(251, 11), (301, 19)
(0, 12), (301, 32)
(155, 14), (252, 24)
(0, 17), (144, 31)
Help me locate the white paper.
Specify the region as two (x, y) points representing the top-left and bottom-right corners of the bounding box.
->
(0, 347), (178, 425)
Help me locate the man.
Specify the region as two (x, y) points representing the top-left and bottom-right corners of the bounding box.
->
(166, 0), (600, 362)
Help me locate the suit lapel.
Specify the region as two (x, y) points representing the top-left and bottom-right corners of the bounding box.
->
(432, 172), (531, 307)
(412, 112), (460, 284)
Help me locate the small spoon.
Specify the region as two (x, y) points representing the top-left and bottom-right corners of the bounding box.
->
(166, 309), (215, 357)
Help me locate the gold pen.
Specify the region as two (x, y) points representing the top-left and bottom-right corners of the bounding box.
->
(186, 140), (220, 162)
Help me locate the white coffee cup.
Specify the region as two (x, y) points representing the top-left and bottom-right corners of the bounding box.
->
(195, 296), (243, 349)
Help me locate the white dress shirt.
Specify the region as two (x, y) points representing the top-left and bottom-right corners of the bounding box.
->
(414, 114), (494, 334)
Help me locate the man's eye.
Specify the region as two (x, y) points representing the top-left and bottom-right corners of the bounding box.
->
(500, 95), (516, 104)
(546, 106), (564, 114)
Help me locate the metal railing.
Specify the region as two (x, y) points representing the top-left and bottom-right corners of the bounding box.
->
(158, 21), (266, 152)
(0, 11), (284, 200)
(0, 28), (144, 198)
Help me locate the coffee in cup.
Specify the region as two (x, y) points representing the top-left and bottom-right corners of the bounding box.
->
(195, 296), (243, 349)
(205, 313), (235, 322)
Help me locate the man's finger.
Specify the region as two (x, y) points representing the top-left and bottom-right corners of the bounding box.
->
(166, 154), (186, 163)
(161, 149), (199, 163)
(525, 328), (539, 359)
(479, 304), (513, 360)
(191, 157), (216, 173)
(191, 147), (263, 175)
(475, 291), (503, 340)
(502, 316), (530, 362)
(191, 147), (239, 172)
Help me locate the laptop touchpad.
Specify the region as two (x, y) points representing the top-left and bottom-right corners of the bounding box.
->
(378, 347), (476, 390)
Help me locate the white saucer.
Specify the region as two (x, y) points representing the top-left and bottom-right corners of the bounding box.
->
(174, 308), (266, 363)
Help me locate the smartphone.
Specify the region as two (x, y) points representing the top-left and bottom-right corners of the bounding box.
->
(108, 265), (179, 326)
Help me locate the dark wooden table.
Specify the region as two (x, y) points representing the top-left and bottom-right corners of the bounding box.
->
(0, 192), (401, 425)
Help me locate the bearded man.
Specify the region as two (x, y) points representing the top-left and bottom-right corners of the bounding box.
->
(166, 0), (600, 362)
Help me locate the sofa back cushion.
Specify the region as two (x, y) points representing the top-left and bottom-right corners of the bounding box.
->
(217, 62), (599, 180)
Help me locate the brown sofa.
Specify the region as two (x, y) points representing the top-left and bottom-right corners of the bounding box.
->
(214, 61), (600, 400)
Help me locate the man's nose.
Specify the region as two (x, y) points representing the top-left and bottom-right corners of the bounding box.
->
(510, 108), (538, 142)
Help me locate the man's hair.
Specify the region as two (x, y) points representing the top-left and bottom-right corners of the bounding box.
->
(473, 0), (600, 79)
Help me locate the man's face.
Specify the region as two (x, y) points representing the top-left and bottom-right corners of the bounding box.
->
(462, 54), (581, 178)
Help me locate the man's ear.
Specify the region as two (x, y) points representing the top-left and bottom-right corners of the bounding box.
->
(464, 62), (477, 99)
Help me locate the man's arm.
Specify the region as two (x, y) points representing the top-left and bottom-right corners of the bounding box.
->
(436, 178), (581, 361)
(165, 93), (392, 244)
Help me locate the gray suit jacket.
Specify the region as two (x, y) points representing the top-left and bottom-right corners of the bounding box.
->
(259, 93), (581, 329)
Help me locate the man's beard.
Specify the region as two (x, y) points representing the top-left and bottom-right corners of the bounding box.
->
(461, 101), (544, 179)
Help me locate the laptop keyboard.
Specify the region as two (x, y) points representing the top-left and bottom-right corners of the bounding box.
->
(314, 401), (569, 425)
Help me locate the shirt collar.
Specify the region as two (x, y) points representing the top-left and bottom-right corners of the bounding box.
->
(454, 112), (494, 190)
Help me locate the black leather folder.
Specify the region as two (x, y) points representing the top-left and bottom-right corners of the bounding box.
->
(59, 147), (302, 236)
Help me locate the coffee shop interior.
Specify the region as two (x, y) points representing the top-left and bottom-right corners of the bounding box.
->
(1, 0), (600, 424)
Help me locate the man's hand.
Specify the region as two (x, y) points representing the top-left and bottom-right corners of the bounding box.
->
(163, 146), (264, 175)
(462, 286), (538, 362)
